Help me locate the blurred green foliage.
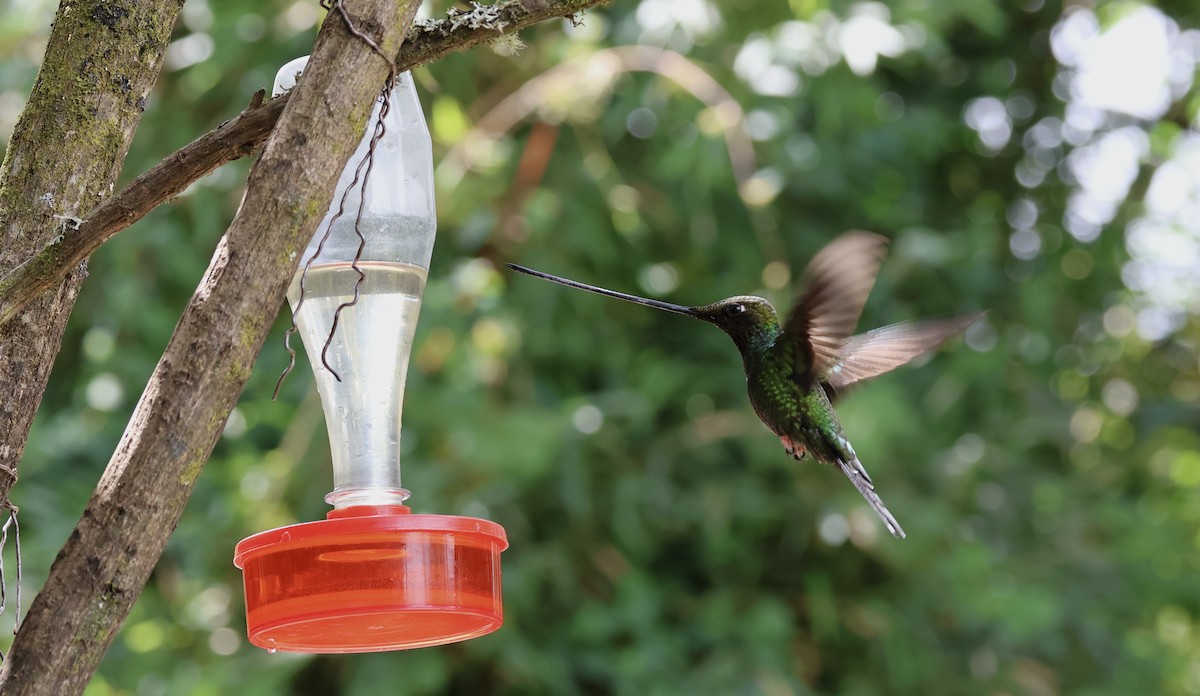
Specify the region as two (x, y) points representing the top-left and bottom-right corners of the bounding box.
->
(1, 0), (1199, 693)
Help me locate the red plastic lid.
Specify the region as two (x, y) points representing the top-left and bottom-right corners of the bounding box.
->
(234, 506), (508, 653)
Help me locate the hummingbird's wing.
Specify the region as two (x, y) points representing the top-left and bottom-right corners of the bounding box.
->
(784, 231), (889, 378)
(822, 313), (984, 390)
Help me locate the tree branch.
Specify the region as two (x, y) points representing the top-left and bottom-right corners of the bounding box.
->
(0, 0), (610, 328)
(0, 0), (420, 691)
(0, 0), (186, 601)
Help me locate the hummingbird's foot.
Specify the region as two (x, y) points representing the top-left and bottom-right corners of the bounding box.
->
(780, 436), (806, 461)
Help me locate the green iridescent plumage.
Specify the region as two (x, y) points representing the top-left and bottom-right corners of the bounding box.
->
(510, 231), (984, 539)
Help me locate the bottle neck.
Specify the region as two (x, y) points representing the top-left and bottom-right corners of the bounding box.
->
(326, 486), (412, 510)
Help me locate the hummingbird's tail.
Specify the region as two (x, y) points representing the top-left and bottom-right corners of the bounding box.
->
(836, 458), (906, 539)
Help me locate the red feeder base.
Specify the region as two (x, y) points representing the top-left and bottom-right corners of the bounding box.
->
(234, 505), (508, 653)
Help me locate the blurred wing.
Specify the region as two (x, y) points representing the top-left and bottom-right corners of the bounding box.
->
(823, 313), (984, 390)
(784, 231), (889, 377)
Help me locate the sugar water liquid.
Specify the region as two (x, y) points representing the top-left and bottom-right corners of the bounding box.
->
(288, 257), (427, 506)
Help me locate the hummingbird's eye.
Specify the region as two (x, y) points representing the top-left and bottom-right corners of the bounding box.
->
(726, 303), (747, 316)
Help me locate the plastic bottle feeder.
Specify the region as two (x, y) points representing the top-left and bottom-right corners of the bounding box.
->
(234, 57), (507, 654)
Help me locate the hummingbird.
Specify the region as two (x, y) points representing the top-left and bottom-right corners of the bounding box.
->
(508, 231), (983, 539)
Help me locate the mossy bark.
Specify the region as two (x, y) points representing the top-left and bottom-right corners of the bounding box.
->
(0, 0), (418, 692)
(0, 0), (184, 536)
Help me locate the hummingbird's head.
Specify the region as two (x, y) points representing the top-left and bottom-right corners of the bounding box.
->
(691, 296), (781, 355)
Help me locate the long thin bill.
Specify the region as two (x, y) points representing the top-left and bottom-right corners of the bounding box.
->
(508, 264), (697, 317)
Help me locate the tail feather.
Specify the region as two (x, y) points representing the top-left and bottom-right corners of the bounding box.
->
(836, 458), (906, 539)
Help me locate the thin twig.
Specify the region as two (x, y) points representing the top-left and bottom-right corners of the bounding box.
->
(8, 510), (19, 632)
(0, 462), (18, 646)
(279, 0), (401, 390)
(318, 79), (393, 381)
(0, 0), (612, 329)
(0, 504), (21, 646)
(329, 36), (398, 374)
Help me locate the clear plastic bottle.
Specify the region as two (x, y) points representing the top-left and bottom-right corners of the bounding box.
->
(273, 57), (435, 508)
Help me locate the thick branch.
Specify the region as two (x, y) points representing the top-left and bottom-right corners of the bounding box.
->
(0, 0), (418, 692)
(0, 0), (609, 327)
(0, 0), (185, 561)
